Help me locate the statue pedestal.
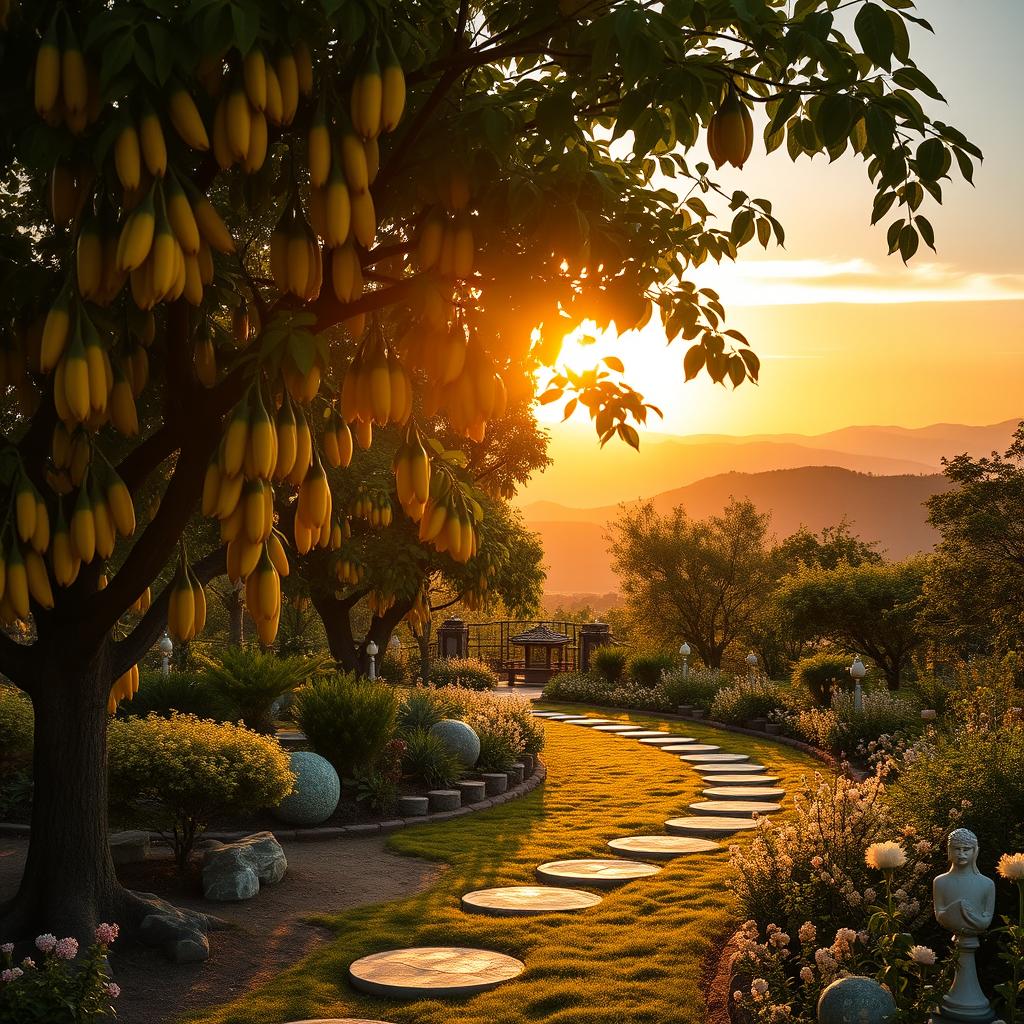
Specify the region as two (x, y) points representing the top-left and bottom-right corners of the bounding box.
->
(930, 935), (995, 1024)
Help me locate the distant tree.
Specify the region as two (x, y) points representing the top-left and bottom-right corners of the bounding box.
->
(924, 424), (1024, 662)
(610, 499), (770, 669)
(775, 558), (928, 689)
(771, 521), (882, 574)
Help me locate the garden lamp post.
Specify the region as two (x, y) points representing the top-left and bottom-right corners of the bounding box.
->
(679, 642), (691, 680)
(849, 656), (867, 711)
(158, 631), (173, 677)
(746, 651), (758, 682)
(367, 640), (379, 681)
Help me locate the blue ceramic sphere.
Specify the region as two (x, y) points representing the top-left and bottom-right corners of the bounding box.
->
(273, 751), (340, 827)
(817, 976), (897, 1024)
(429, 718), (481, 767)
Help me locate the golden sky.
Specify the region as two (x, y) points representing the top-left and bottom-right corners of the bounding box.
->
(541, 0), (1023, 438)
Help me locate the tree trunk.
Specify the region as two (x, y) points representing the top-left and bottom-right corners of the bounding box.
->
(228, 582), (244, 646)
(417, 620), (432, 683)
(1, 647), (126, 941)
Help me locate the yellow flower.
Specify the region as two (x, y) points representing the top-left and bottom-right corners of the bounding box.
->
(865, 841), (907, 870)
(997, 852), (1024, 881)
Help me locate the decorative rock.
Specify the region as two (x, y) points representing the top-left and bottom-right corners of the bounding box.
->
(460, 885), (602, 917)
(664, 816), (758, 837)
(680, 752), (750, 764)
(672, 743), (721, 754)
(456, 780), (487, 804)
(348, 947), (525, 998)
(693, 762), (768, 775)
(606, 836), (721, 861)
(430, 719), (481, 768)
(136, 897), (214, 963)
(201, 831), (288, 902)
(398, 795), (429, 817)
(482, 772), (508, 796)
(688, 799), (781, 817)
(274, 751), (341, 827)
(427, 789), (461, 812)
(702, 774), (781, 786)
(536, 858), (661, 889)
(640, 736), (695, 746)
(817, 976), (897, 1024)
(109, 830), (150, 865)
(507, 763), (525, 786)
(703, 786), (786, 800)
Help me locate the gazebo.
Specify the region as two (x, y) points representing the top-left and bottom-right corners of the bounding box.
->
(507, 624), (571, 685)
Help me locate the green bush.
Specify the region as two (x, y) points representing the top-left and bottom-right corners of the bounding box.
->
(293, 672), (398, 778)
(397, 687), (452, 735)
(542, 671), (604, 702)
(377, 647), (411, 686)
(476, 729), (517, 772)
(198, 647), (326, 733)
(107, 713), (294, 867)
(0, 685), (33, 765)
(784, 686), (921, 754)
(593, 646), (627, 685)
(710, 676), (788, 724)
(426, 657), (498, 690)
(117, 669), (232, 722)
(661, 666), (724, 711)
(792, 651), (855, 705)
(627, 651), (676, 687)
(401, 728), (463, 788)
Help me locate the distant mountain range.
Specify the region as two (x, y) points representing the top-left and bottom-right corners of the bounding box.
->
(519, 419), (1021, 596)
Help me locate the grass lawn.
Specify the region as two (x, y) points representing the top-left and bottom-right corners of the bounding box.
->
(184, 706), (822, 1024)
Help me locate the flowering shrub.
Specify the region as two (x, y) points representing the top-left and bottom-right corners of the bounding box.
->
(0, 923), (121, 1022)
(108, 713), (295, 867)
(426, 657), (498, 690)
(730, 771), (934, 937)
(439, 686), (545, 756)
(710, 675), (788, 724)
(994, 852), (1024, 1022)
(543, 671), (677, 712)
(791, 652), (857, 705)
(662, 666), (725, 711)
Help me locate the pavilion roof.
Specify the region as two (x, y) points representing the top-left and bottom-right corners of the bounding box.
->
(509, 624), (571, 646)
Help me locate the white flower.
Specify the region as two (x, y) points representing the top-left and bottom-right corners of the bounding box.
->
(751, 978), (770, 1000)
(997, 853), (1024, 881)
(910, 945), (937, 966)
(0, 943), (12, 956)
(865, 841), (907, 870)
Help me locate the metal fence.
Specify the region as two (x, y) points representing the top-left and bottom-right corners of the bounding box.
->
(450, 620), (583, 675)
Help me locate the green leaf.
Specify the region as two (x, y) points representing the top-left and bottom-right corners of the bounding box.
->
(915, 214), (935, 251)
(915, 138), (946, 181)
(897, 224), (919, 263)
(892, 66), (945, 102)
(818, 94), (855, 149)
(854, 3), (895, 69)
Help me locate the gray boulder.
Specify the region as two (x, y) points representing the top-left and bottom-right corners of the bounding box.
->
(430, 718), (480, 767)
(135, 894), (213, 963)
(109, 830), (150, 865)
(273, 751), (340, 826)
(201, 831), (287, 902)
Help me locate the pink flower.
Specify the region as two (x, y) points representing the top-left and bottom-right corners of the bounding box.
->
(105, 982), (121, 998)
(800, 966), (814, 983)
(20, 958), (34, 969)
(95, 923), (119, 945)
(810, 856), (824, 869)
(1, 968), (23, 982)
(751, 978), (770, 1001)
(910, 945), (936, 966)
(770, 931), (791, 948)
(0, 943), (12, 956)
(798, 922), (817, 943)
(54, 937), (78, 960)
(34, 934), (56, 953)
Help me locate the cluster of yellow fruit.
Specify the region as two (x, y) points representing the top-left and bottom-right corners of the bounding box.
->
(366, 590), (395, 615)
(166, 548), (208, 643)
(334, 554), (365, 587)
(421, 333), (509, 442)
(349, 485), (392, 528)
(107, 663), (140, 715)
(0, 473), (53, 624)
(417, 210), (474, 278)
(318, 405), (354, 470)
(403, 587), (431, 635)
(416, 467), (481, 564)
(32, 10), (100, 134)
(341, 330), (413, 428)
(392, 424), (432, 521)
(707, 89), (754, 170)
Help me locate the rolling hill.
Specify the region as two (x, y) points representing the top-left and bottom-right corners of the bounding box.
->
(524, 466), (954, 595)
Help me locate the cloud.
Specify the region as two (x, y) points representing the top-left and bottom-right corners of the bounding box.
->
(689, 258), (1024, 306)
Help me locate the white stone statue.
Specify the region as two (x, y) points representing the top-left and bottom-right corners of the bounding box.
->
(931, 828), (996, 1023)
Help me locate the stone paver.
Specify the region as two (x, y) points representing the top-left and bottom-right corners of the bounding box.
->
(680, 752), (750, 764)
(688, 800), (782, 818)
(664, 816), (758, 837)
(703, 786), (786, 800)
(692, 762), (768, 775)
(569, 719), (615, 726)
(460, 885), (602, 917)
(535, 858), (661, 889)
(591, 724), (641, 733)
(613, 730), (665, 739)
(701, 773), (781, 786)
(672, 743), (721, 754)
(606, 835), (722, 861)
(661, 743), (702, 752)
(348, 947), (524, 999)
(638, 736), (694, 746)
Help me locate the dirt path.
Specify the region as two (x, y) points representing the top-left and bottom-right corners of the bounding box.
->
(0, 836), (442, 1024)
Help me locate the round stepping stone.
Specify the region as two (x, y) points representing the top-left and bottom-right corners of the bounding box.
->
(693, 762), (768, 775)
(689, 800), (782, 818)
(544, 714), (579, 721)
(568, 718), (615, 726)
(348, 947), (524, 999)
(703, 786), (786, 800)
(607, 835), (721, 861)
(673, 743), (721, 754)
(535, 858), (661, 889)
(662, 743), (701, 752)
(665, 816), (758, 837)
(639, 736), (693, 746)
(460, 885), (602, 917)
(591, 724), (640, 733)
(680, 752), (750, 764)
(614, 730), (664, 739)
(702, 774), (781, 786)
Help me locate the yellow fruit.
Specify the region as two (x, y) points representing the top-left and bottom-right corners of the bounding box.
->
(294, 41), (314, 95)
(114, 123), (142, 191)
(191, 575), (207, 635)
(276, 50), (299, 124)
(63, 331), (91, 422)
(380, 39), (405, 132)
(164, 173), (200, 254)
(15, 479), (36, 544)
(264, 63), (283, 124)
(194, 334), (216, 387)
(51, 515), (78, 587)
(354, 418), (372, 450)
(40, 289), (71, 373)
(274, 397), (297, 480)
(93, 495), (116, 559)
(201, 460), (222, 516)
(107, 476), (135, 536)
(61, 26), (88, 117)
(169, 84), (210, 150)
(243, 47), (267, 111)
(34, 19), (61, 116)
(364, 136), (379, 184)
(324, 167), (351, 247)
(340, 126), (369, 194)
(168, 572), (195, 642)
(225, 80), (251, 160)
(267, 533), (290, 578)
(308, 108), (331, 187)
(149, 225), (177, 298)
(351, 189), (376, 248)
(116, 192), (156, 272)
(6, 546), (29, 620)
(249, 397), (276, 479)
(222, 403), (250, 476)
(708, 89), (752, 169)
(297, 459), (330, 528)
(71, 485), (96, 563)
(351, 48), (382, 140)
(243, 109), (268, 173)
(139, 106), (167, 177)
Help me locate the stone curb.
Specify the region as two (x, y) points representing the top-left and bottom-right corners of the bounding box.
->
(0, 762), (546, 843)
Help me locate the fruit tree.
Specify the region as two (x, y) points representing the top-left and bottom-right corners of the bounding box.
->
(0, 0), (977, 940)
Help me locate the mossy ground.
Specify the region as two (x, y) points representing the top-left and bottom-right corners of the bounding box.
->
(184, 706), (821, 1024)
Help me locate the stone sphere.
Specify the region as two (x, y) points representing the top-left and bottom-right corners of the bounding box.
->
(429, 719), (480, 767)
(273, 752), (340, 827)
(817, 976), (897, 1024)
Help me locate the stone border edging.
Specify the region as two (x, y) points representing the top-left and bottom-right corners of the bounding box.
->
(0, 760), (546, 844)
